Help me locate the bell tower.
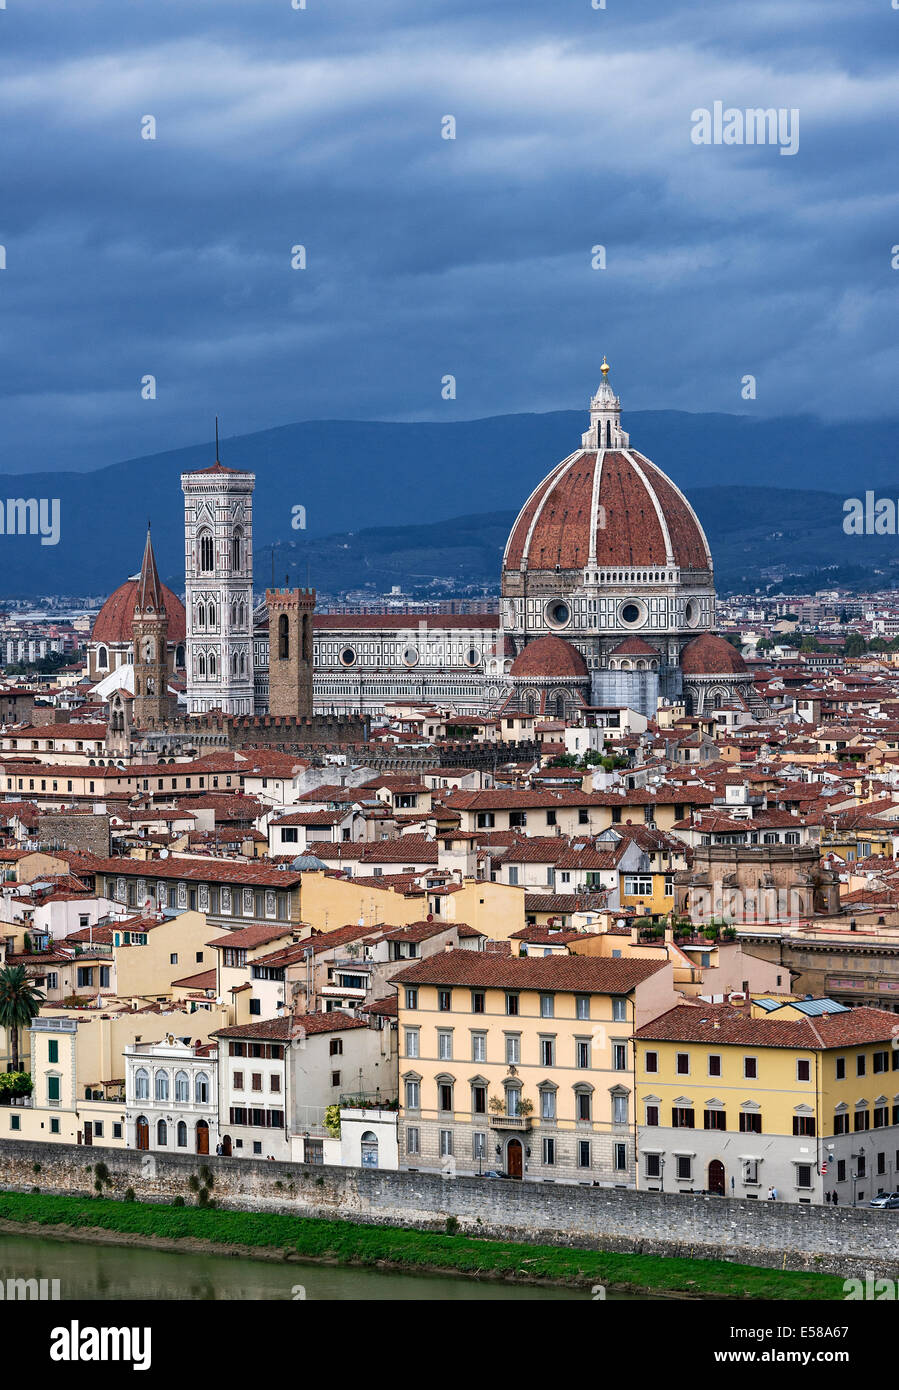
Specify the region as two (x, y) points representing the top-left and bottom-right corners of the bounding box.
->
(266, 587), (315, 718)
(181, 439), (256, 716)
(132, 526), (175, 727)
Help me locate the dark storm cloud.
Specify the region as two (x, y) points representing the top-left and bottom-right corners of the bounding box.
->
(0, 0), (896, 473)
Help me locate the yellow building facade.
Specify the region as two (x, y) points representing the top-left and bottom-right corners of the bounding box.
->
(392, 951), (676, 1185)
(634, 1000), (899, 1204)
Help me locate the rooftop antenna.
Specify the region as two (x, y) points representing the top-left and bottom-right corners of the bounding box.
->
(215, 415), (220, 461)
(271, 546), (275, 590)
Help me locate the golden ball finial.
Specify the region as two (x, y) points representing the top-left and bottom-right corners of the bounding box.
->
(600, 356), (610, 377)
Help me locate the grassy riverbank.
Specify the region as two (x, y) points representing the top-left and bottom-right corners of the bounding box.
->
(0, 1190), (846, 1299)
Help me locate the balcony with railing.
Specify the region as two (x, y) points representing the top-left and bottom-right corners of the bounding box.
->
(487, 1108), (532, 1131)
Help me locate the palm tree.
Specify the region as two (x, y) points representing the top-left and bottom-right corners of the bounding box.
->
(0, 966), (45, 1072)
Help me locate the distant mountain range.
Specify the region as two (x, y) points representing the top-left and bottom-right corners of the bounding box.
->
(268, 487), (898, 598)
(0, 410), (892, 597)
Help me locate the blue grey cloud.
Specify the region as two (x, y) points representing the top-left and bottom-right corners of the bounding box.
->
(0, 0), (896, 473)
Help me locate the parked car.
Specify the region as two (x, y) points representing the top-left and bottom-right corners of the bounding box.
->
(482, 1169), (509, 1179)
(869, 1192), (899, 1208)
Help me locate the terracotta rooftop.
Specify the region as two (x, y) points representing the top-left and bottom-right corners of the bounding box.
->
(635, 1002), (899, 1048)
(391, 949), (666, 994)
(212, 1011), (369, 1040)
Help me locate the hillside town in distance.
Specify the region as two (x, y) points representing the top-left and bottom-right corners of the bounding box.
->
(3, 365), (899, 1209)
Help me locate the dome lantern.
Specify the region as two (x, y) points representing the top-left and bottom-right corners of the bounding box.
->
(582, 356), (629, 450)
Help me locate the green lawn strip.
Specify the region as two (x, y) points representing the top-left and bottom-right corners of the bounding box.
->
(0, 1191), (844, 1299)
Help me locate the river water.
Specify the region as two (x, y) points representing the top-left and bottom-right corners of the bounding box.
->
(0, 1232), (629, 1300)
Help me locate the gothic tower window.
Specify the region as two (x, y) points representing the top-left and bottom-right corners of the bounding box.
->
(302, 614), (311, 662)
(209, 652), (217, 678)
(232, 529), (243, 572)
(199, 532), (214, 572)
(279, 613), (289, 659)
(208, 602), (216, 627)
(198, 654), (206, 678)
(197, 603), (206, 628)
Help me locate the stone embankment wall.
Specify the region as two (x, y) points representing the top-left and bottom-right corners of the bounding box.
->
(2, 1140), (896, 1279)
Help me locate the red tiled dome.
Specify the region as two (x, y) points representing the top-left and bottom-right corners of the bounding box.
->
(504, 449), (711, 574)
(92, 579), (186, 645)
(680, 634), (748, 676)
(609, 636), (659, 657)
(510, 636), (589, 680)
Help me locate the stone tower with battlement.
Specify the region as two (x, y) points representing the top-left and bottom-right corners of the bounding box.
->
(266, 587), (315, 719)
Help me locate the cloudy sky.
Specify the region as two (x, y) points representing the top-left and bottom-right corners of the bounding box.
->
(1, 0), (896, 473)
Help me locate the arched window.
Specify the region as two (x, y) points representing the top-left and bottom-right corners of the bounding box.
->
(232, 651), (239, 676)
(360, 1130), (379, 1168)
(199, 531), (214, 573)
(240, 652), (246, 676)
(198, 653), (206, 678)
(174, 1071), (189, 1103)
(232, 529), (242, 572)
(146, 677), (155, 695)
(175, 644), (185, 668)
(141, 636), (156, 663)
(157, 1118), (168, 1146)
(208, 603), (216, 627)
(279, 613), (289, 659)
(209, 652), (217, 678)
(197, 603), (206, 628)
(176, 1120), (188, 1148)
(154, 1070), (169, 1102)
(195, 1072), (209, 1104)
(97, 646), (109, 670)
(238, 603), (245, 627)
(231, 603), (237, 628)
(135, 1068), (149, 1100)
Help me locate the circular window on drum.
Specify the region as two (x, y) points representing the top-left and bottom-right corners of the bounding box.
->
(464, 646), (481, 668)
(545, 599), (571, 629)
(339, 647), (357, 667)
(685, 599), (700, 628)
(402, 645), (419, 667)
(619, 600), (647, 627)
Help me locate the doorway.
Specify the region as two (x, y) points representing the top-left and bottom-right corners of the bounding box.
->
(221, 1134), (232, 1157)
(136, 1116), (149, 1151)
(83, 1122), (93, 1147)
(506, 1138), (523, 1180)
(708, 1159), (725, 1195)
(196, 1120), (209, 1155)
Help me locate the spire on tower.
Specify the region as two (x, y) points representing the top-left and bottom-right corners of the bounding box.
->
(136, 525), (166, 613)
